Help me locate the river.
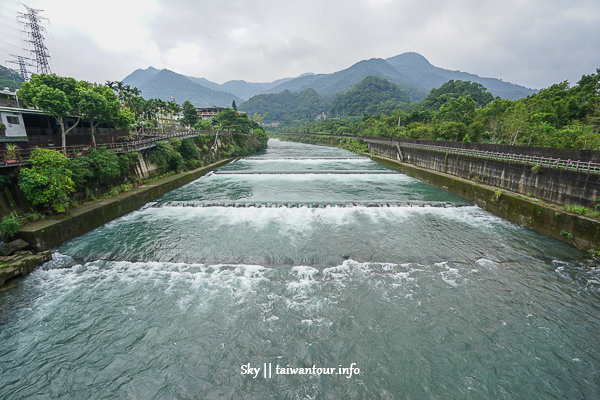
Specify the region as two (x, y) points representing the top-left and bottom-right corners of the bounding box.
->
(1, 139), (599, 399)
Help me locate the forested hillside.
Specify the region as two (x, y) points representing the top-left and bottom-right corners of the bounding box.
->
(123, 52), (535, 106)
(239, 88), (329, 124)
(283, 69), (600, 151)
(0, 65), (24, 91)
(329, 76), (410, 117)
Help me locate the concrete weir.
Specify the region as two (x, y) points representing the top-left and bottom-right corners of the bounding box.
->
(156, 201), (473, 208)
(214, 171), (395, 175)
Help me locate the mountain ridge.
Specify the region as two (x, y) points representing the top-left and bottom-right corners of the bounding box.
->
(122, 52), (537, 107)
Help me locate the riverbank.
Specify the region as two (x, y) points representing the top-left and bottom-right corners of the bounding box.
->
(370, 154), (600, 254)
(18, 158), (233, 252)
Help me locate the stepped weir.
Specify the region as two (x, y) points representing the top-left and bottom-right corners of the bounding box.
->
(2, 139), (598, 400)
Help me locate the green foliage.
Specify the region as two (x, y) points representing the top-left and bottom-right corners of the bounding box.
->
(212, 107), (253, 133)
(68, 156), (94, 189)
(564, 204), (600, 219)
(421, 80), (495, 110)
(560, 230), (574, 240)
(149, 141), (177, 167)
(339, 138), (368, 153)
(252, 129), (269, 148)
(181, 100), (199, 127)
(240, 88), (329, 124)
(330, 76), (410, 117)
(18, 148), (74, 213)
(86, 149), (122, 184)
(277, 68), (600, 150)
(180, 138), (201, 160)
(434, 121), (469, 141)
(0, 65), (24, 91)
(194, 121), (213, 131)
(436, 95), (477, 125)
(0, 211), (22, 241)
(6, 143), (18, 159)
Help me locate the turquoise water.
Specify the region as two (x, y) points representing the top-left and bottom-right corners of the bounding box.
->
(0, 139), (599, 399)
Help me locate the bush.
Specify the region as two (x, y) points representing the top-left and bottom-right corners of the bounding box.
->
(19, 148), (74, 213)
(180, 138), (201, 160)
(0, 212), (22, 241)
(68, 156), (94, 189)
(86, 149), (121, 184)
(149, 141), (177, 167)
(118, 152), (139, 178)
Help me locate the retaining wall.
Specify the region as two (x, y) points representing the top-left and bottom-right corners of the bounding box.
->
(368, 141), (600, 207)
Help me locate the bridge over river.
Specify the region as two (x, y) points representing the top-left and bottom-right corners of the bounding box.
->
(1, 139), (599, 398)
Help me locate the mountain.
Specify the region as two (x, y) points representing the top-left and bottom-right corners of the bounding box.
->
(385, 52), (535, 100)
(329, 75), (411, 116)
(183, 76), (295, 100)
(123, 52), (537, 107)
(239, 88), (329, 123)
(266, 58), (428, 101)
(266, 54), (535, 101)
(123, 68), (241, 107)
(0, 65), (24, 91)
(124, 69), (242, 107)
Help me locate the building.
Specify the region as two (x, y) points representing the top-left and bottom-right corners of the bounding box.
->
(196, 106), (225, 121)
(0, 87), (121, 150)
(1, 87), (41, 145)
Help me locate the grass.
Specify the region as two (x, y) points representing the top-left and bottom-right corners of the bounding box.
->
(564, 204), (600, 219)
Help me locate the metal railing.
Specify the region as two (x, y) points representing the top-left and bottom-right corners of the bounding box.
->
(363, 137), (600, 174)
(0, 130), (233, 167)
(275, 133), (600, 174)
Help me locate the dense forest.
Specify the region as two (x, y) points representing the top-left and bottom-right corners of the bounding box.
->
(268, 70), (600, 150)
(239, 88), (329, 124)
(329, 76), (410, 117)
(0, 65), (24, 91)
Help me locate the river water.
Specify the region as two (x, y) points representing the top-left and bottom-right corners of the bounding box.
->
(1, 139), (599, 399)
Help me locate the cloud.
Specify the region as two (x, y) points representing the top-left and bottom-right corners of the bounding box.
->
(1, 0), (598, 90)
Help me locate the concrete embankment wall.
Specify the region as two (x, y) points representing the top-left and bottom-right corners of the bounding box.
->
(18, 159), (232, 251)
(370, 154), (600, 252)
(369, 141), (600, 207)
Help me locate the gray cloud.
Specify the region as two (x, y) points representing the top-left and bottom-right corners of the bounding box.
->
(1, 0), (599, 90)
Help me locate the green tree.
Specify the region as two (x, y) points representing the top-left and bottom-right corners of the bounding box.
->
(421, 80), (495, 110)
(19, 74), (83, 155)
(18, 148), (74, 212)
(436, 95), (477, 126)
(181, 100), (199, 127)
(213, 108), (252, 133)
(330, 76), (410, 117)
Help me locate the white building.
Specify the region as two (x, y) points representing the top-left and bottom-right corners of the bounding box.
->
(1, 87), (28, 143)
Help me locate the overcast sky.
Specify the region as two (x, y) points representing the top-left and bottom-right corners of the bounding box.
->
(1, 0), (599, 91)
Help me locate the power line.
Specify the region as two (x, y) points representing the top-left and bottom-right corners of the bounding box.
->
(17, 4), (52, 75)
(6, 53), (34, 80)
(46, 19), (61, 75)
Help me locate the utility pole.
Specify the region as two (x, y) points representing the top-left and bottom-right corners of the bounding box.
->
(17, 5), (52, 75)
(6, 54), (35, 81)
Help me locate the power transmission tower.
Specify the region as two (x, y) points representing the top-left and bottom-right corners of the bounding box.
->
(6, 54), (35, 81)
(17, 5), (52, 75)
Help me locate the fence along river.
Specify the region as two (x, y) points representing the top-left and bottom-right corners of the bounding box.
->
(1, 139), (599, 398)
